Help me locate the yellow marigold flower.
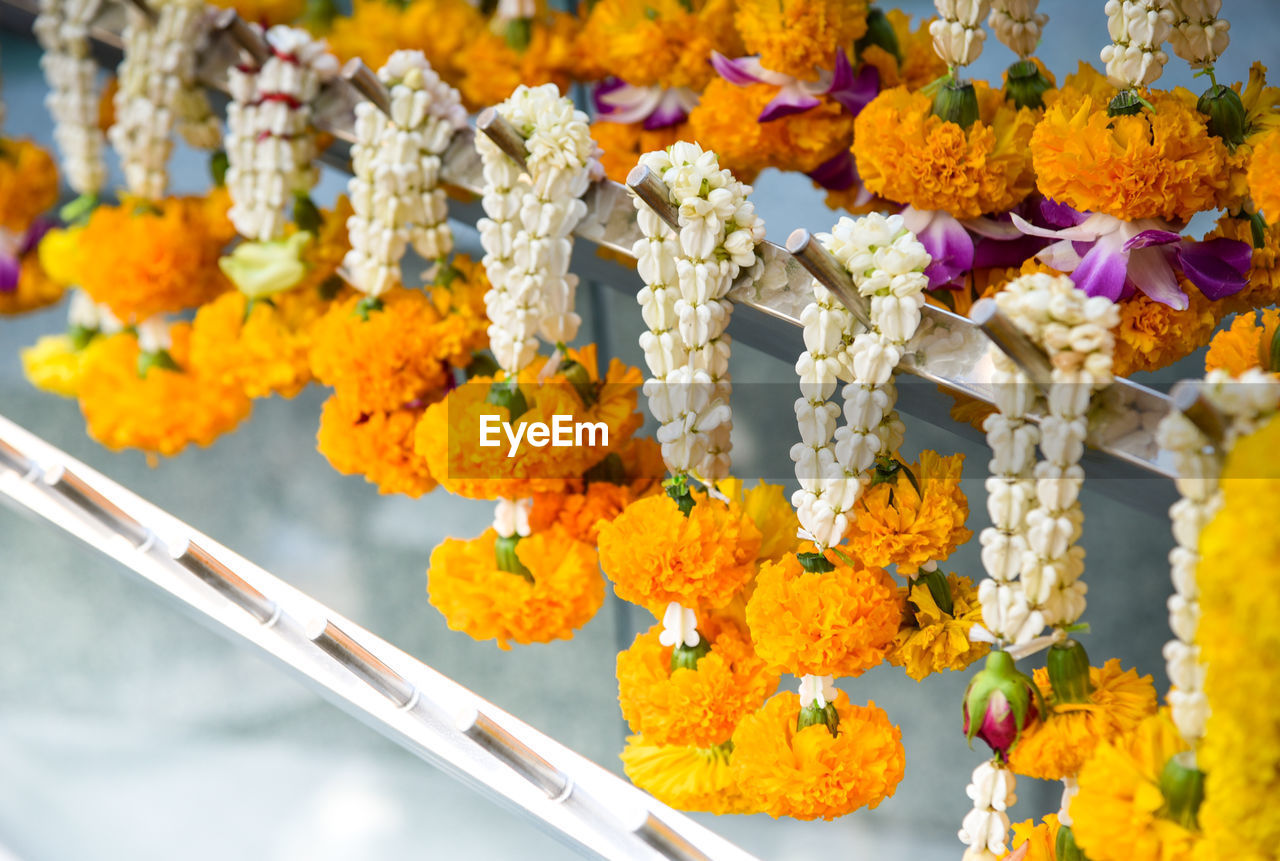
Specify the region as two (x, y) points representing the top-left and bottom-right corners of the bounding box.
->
(426, 525), (604, 650)
(853, 83), (1037, 218)
(734, 0), (867, 81)
(70, 193), (236, 321)
(718, 477), (800, 563)
(1008, 658), (1157, 781)
(1196, 416), (1280, 860)
(403, 0), (485, 86)
(860, 10), (947, 93)
(731, 691), (905, 820)
(76, 325), (252, 458)
(617, 615), (779, 748)
(620, 736), (754, 814)
(1206, 212), (1280, 314)
(887, 573), (989, 681)
(583, 0), (740, 92)
(1032, 65), (1229, 223)
(21, 334), (88, 398)
(597, 491), (761, 613)
(456, 14), (578, 113)
(208, 0), (302, 27)
(0, 250), (63, 315)
(1249, 129), (1280, 222)
(0, 139), (58, 233)
(327, 0), (410, 71)
(309, 287), (455, 412)
(745, 551), (899, 678)
(591, 120), (687, 185)
(1204, 309), (1280, 377)
(1111, 285), (1217, 376)
(1004, 814), (1062, 861)
(687, 80), (852, 180)
(528, 438), (664, 544)
(316, 393), (436, 497)
(37, 224), (86, 288)
(844, 450), (973, 571)
(1071, 709), (1199, 861)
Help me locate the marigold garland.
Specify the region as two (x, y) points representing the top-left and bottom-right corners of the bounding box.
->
(317, 394), (437, 498)
(76, 325), (253, 457)
(528, 437), (664, 544)
(1031, 65), (1229, 223)
(0, 138), (59, 233)
(843, 450), (973, 571)
(853, 83), (1038, 219)
(730, 690), (905, 820)
(1247, 128), (1280, 221)
(887, 573), (989, 681)
(717, 477), (800, 563)
(1070, 709), (1199, 861)
(617, 615), (779, 748)
(597, 491), (761, 613)
(1204, 308), (1280, 377)
(1111, 285), (1218, 377)
(1007, 658), (1157, 781)
(620, 737), (753, 815)
(745, 551), (899, 678)
(455, 14), (579, 112)
(590, 120), (687, 185)
(426, 525), (604, 650)
(733, 0), (867, 81)
(582, 0), (741, 92)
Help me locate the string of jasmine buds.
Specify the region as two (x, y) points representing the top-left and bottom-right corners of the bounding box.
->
(633, 141), (764, 483)
(791, 212), (929, 551)
(959, 760), (1018, 861)
(343, 50), (465, 297)
(1166, 0), (1230, 71)
(931, 0), (991, 71)
(988, 0), (1047, 59)
(225, 26), (337, 242)
(110, 0), (218, 200)
(67, 289), (123, 341)
(1100, 0), (1174, 91)
(34, 0), (107, 199)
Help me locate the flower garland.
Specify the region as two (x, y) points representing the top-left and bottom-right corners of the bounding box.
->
(225, 25), (337, 243)
(343, 50), (467, 298)
(34, 0), (107, 201)
(1100, 0), (1173, 92)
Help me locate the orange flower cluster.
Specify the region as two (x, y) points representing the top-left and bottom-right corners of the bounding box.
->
(326, 0), (482, 87)
(0, 139), (59, 233)
(317, 395), (438, 497)
(1248, 128), (1280, 221)
(582, 0), (741, 92)
(733, 0), (867, 81)
(528, 438), (665, 543)
(1205, 308), (1280, 376)
(1008, 658), (1157, 781)
(597, 491), (761, 613)
(745, 551), (900, 677)
(591, 120), (687, 185)
(76, 324), (252, 458)
(1032, 66), (1229, 223)
(718, 477), (800, 563)
(617, 615), (779, 748)
(0, 251), (62, 316)
(620, 736), (752, 814)
(730, 691), (905, 820)
(426, 526), (604, 649)
(456, 13), (580, 111)
(1005, 814), (1063, 861)
(1111, 285), (1217, 376)
(208, 0), (302, 27)
(58, 191), (236, 321)
(853, 83), (1038, 219)
(844, 451), (973, 571)
(888, 573), (989, 681)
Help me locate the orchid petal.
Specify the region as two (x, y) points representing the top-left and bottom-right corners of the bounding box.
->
(1010, 211), (1105, 244)
(918, 213), (975, 289)
(645, 88), (693, 129)
(711, 52), (766, 86)
(1123, 228), (1183, 251)
(21, 218), (55, 255)
(1176, 238), (1250, 300)
(1036, 239), (1083, 273)
(973, 233), (1048, 269)
(1127, 246), (1188, 309)
(759, 83), (822, 121)
(595, 81), (665, 125)
(1039, 198), (1088, 229)
(1070, 235), (1129, 302)
(963, 215), (1025, 241)
(806, 149), (856, 191)
(824, 50), (879, 117)
(0, 255), (18, 292)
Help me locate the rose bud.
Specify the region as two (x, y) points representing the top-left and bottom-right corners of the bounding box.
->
(962, 650), (1043, 758)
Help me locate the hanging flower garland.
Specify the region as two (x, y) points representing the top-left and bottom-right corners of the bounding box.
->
(34, 0), (107, 205)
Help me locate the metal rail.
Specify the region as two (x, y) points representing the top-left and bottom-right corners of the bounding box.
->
(0, 413), (752, 861)
(0, 0), (1181, 512)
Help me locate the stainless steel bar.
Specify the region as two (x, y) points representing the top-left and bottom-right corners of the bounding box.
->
(969, 297), (1055, 387)
(40, 463), (152, 547)
(625, 165), (680, 233)
(630, 813), (712, 861)
(211, 7), (268, 65)
(307, 617), (421, 709)
(1169, 380), (1227, 449)
(457, 707), (572, 800)
(0, 437), (32, 475)
(476, 107), (529, 171)
(339, 57), (391, 117)
(784, 228), (872, 329)
(169, 537), (281, 625)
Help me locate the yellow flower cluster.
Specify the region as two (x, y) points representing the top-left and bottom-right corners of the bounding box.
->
(0, 138), (58, 233)
(733, 0), (866, 81)
(583, 0), (740, 92)
(1204, 308), (1280, 376)
(887, 573), (989, 681)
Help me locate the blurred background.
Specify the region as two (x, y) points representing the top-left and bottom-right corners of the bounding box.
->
(2, 2), (1277, 859)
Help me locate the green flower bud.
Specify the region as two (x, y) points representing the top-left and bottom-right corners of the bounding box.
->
(485, 377), (529, 422)
(1055, 823), (1086, 861)
(1197, 83), (1247, 150)
(916, 567), (954, 617)
(933, 79), (980, 129)
(855, 7), (901, 65)
(219, 232), (313, 300)
(59, 193), (98, 225)
(670, 634), (711, 672)
(505, 17), (532, 51)
(210, 150), (229, 188)
(797, 700), (840, 737)
(1047, 639), (1095, 704)
(963, 650), (1044, 757)
(494, 534), (534, 582)
(68, 324), (99, 351)
(797, 551), (836, 573)
(559, 358), (599, 407)
(137, 348), (180, 379)
(1159, 751), (1206, 830)
(1005, 59), (1053, 110)
(664, 474), (695, 516)
(292, 193), (323, 234)
(1107, 90), (1148, 117)
(353, 295), (384, 320)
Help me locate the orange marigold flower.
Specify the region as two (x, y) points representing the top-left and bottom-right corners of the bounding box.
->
(327, 0), (412, 71)
(1071, 709), (1200, 861)
(845, 450), (973, 571)
(945, 388), (998, 433)
(71, 193), (236, 321)
(309, 287), (455, 412)
(528, 438), (664, 543)
(1004, 814), (1062, 861)
(718, 477), (800, 563)
(1206, 212), (1280, 313)
(734, 0), (867, 81)
(456, 14), (578, 112)
(76, 325), (252, 458)
(0, 139), (58, 233)
(745, 551), (899, 677)
(0, 249), (63, 315)
(1216, 63), (1280, 212)
(853, 83), (1038, 218)
(591, 120), (688, 185)
(208, 0), (303, 27)
(617, 615), (779, 748)
(620, 736), (755, 814)
(583, 0), (740, 92)
(317, 394), (437, 497)
(1205, 309), (1280, 377)
(21, 334), (90, 398)
(888, 573), (989, 681)
(1112, 284), (1217, 376)
(1008, 658), (1157, 781)
(1249, 128), (1280, 222)
(426, 525), (604, 649)
(1032, 65), (1229, 223)
(687, 80), (852, 179)
(731, 690), (905, 820)
(597, 491), (761, 613)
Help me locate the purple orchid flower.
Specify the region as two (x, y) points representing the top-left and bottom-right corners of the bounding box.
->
(0, 218), (52, 294)
(710, 48), (879, 123)
(593, 78), (699, 130)
(1011, 203), (1251, 309)
(900, 201), (1051, 290)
